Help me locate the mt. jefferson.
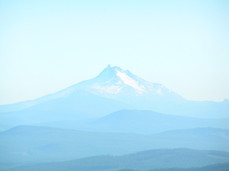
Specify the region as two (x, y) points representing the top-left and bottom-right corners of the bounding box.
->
(0, 65), (228, 130)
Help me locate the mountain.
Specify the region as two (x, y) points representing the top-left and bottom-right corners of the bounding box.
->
(153, 162), (229, 171)
(0, 65), (177, 113)
(72, 65), (229, 118)
(1, 125), (229, 167)
(0, 91), (131, 130)
(121, 162), (229, 171)
(80, 110), (229, 134)
(0, 65), (229, 130)
(76, 65), (183, 100)
(3, 148), (229, 171)
(2, 108), (229, 135)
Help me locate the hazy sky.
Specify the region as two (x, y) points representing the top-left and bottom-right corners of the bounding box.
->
(0, 0), (229, 105)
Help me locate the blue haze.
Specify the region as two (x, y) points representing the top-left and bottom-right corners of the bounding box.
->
(0, 0), (229, 104)
(0, 1), (229, 171)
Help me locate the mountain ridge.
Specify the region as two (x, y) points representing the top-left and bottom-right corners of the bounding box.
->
(0, 65), (228, 120)
(1, 125), (229, 165)
(3, 148), (229, 171)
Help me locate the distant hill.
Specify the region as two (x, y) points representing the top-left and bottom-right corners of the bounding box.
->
(3, 149), (229, 171)
(1, 125), (229, 167)
(117, 162), (229, 171)
(82, 109), (229, 134)
(0, 91), (130, 130)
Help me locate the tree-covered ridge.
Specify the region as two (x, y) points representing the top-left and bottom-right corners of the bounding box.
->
(4, 149), (229, 171)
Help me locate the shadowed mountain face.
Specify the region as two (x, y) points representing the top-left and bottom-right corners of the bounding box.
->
(3, 148), (229, 171)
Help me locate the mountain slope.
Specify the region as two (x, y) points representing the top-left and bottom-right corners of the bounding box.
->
(4, 149), (229, 171)
(0, 91), (131, 130)
(3, 109), (228, 135)
(66, 65), (229, 118)
(0, 65), (228, 120)
(83, 110), (229, 134)
(1, 125), (229, 166)
(0, 65), (229, 131)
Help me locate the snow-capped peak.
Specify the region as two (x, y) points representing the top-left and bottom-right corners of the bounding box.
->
(52, 65), (181, 101)
(115, 69), (145, 93)
(93, 65), (146, 94)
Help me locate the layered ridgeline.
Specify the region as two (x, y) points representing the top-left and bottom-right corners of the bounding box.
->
(81, 110), (229, 134)
(3, 147), (229, 171)
(0, 66), (229, 171)
(1, 125), (229, 166)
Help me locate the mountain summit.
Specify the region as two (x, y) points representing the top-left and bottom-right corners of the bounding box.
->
(84, 65), (149, 95)
(0, 65), (228, 127)
(94, 65), (153, 94)
(75, 65), (180, 100)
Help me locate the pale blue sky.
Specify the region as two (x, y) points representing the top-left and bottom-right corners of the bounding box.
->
(0, 0), (229, 104)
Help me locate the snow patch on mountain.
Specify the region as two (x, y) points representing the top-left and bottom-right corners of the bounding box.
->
(92, 85), (122, 94)
(115, 69), (145, 93)
(156, 88), (163, 96)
